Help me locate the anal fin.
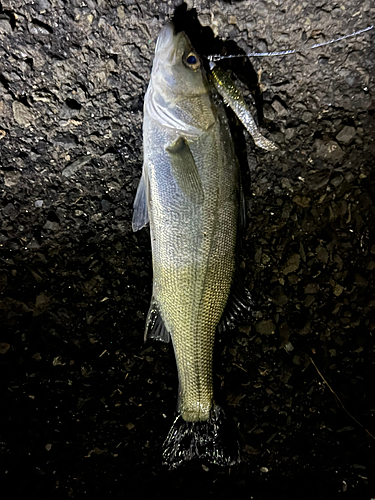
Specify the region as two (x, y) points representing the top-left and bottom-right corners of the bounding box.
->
(144, 298), (170, 343)
(218, 271), (255, 333)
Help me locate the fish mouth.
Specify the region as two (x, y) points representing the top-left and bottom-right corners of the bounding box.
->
(154, 22), (188, 66)
(155, 22), (175, 55)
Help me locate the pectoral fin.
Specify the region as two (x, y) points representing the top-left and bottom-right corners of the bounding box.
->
(166, 137), (204, 204)
(132, 170), (149, 232)
(210, 64), (277, 152)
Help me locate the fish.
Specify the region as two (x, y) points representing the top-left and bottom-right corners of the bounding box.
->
(132, 22), (276, 469)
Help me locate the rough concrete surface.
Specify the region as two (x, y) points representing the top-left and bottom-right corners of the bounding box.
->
(1, 0), (374, 498)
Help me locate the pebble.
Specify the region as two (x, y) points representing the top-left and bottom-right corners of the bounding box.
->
(315, 139), (344, 164)
(282, 254), (300, 275)
(12, 101), (34, 127)
(4, 171), (21, 188)
(336, 126), (356, 145)
(304, 283), (320, 294)
(256, 320), (276, 336)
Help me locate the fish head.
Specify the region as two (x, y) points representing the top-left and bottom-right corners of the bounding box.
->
(145, 23), (216, 136)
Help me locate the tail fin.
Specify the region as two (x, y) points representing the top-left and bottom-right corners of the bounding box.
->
(162, 405), (240, 469)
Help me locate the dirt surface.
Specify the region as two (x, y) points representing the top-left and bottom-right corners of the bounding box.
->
(1, 0), (375, 498)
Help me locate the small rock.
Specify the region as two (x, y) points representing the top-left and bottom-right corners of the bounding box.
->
(62, 155), (92, 178)
(43, 220), (60, 231)
(333, 284), (344, 296)
(282, 254), (300, 275)
(304, 295), (315, 307)
(263, 103), (275, 121)
(354, 274), (367, 287)
(315, 139), (343, 164)
(336, 126), (356, 145)
(304, 283), (319, 294)
(316, 245), (328, 263)
(285, 128), (295, 140)
(256, 320), (276, 336)
(3, 203), (18, 220)
(306, 170), (331, 190)
(13, 101), (34, 127)
(117, 5), (125, 19)
(271, 98), (288, 116)
(101, 199), (111, 212)
(0, 19), (12, 33)
(281, 178), (293, 192)
(292, 195), (310, 208)
(330, 174), (344, 187)
(284, 342), (294, 352)
(272, 287), (288, 306)
(4, 171), (21, 188)
(0, 343), (11, 354)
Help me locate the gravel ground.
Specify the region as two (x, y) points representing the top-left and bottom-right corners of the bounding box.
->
(1, 0), (374, 498)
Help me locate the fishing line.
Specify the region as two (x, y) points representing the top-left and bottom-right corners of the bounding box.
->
(207, 24), (374, 62)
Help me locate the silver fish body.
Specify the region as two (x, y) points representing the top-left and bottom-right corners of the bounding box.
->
(133, 23), (252, 467)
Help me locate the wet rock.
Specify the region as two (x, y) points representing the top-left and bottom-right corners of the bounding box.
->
(306, 170), (331, 190)
(271, 285), (289, 306)
(256, 320), (276, 336)
(62, 155), (92, 178)
(282, 254), (300, 275)
(0, 342), (11, 354)
(271, 97), (288, 117)
(333, 283), (344, 296)
(0, 19), (12, 33)
(304, 283), (320, 294)
(330, 174), (344, 187)
(315, 139), (344, 164)
(292, 195), (310, 208)
(316, 245), (328, 263)
(4, 171), (21, 188)
(354, 274), (367, 287)
(336, 126), (356, 145)
(3, 203), (18, 220)
(12, 101), (34, 127)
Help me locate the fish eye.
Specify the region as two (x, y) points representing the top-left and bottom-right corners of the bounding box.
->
(184, 52), (200, 70)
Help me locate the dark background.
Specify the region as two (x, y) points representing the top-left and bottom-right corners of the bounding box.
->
(1, 0), (374, 498)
